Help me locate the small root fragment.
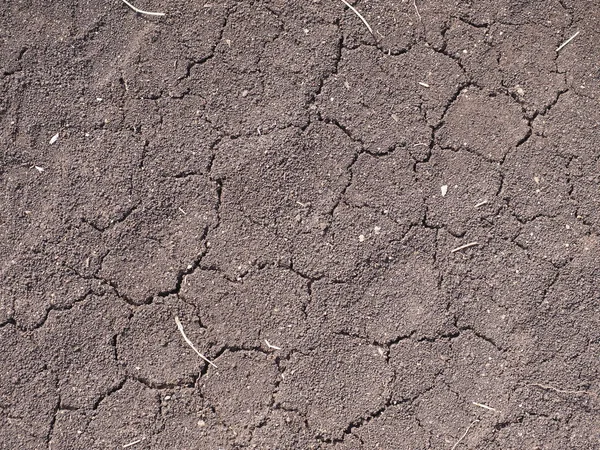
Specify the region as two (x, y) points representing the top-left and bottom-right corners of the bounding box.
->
(175, 316), (217, 368)
(123, 438), (143, 448)
(265, 339), (282, 350)
(120, 0), (166, 17)
(450, 419), (479, 450)
(413, 0), (422, 22)
(556, 31), (580, 52)
(529, 382), (597, 397)
(450, 242), (479, 253)
(340, 0), (374, 36)
(472, 402), (500, 413)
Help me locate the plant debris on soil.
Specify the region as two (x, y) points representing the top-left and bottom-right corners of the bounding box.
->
(1, 0), (600, 449)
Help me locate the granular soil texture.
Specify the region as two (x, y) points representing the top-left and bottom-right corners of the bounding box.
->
(1, 0), (600, 449)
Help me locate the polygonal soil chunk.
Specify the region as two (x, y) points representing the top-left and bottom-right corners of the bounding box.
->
(361, 255), (452, 342)
(318, 45), (465, 154)
(211, 123), (357, 233)
(570, 155), (600, 234)
(514, 215), (589, 267)
(446, 16), (568, 116)
(352, 405), (430, 448)
(341, 0), (416, 53)
(309, 252), (452, 344)
(201, 350), (278, 445)
(419, 147), (502, 236)
(389, 339), (450, 402)
(142, 95), (218, 178)
(201, 212), (292, 280)
(291, 201), (410, 282)
(532, 240), (600, 362)
(35, 294), (129, 409)
(98, 175), (218, 303)
(0, 325), (57, 449)
(2, 252), (91, 330)
(249, 409), (314, 449)
(345, 150), (424, 227)
(73, 380), (160, 449)
(192, 3), (340, 136)
(494, 413), (600, 450)
(118, 296), (208, 387)
(493, 22), (567, 115)
(501, 138), (573, 221)
(414, 385), (476, 449)
(437, 89), (529, 161)
(150, 388), (206, 448)
(442, 332), (512, 411)
(115, 2), (228, 100)
(535, 91), (600, 159)
(181, 267), (309, 352)
(275, 335), (393, 440)
(558, 22), (600, 100)
(439, 238), (557, 350)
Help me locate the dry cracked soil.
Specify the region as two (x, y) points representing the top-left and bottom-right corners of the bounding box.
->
(1, 0), (600, 449)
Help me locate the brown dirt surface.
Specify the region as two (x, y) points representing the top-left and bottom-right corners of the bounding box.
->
(2, 0), (600, 449)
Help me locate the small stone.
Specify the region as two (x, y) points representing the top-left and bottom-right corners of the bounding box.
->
(358, 234), (365, 242)
(441, 185), (448, 197)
